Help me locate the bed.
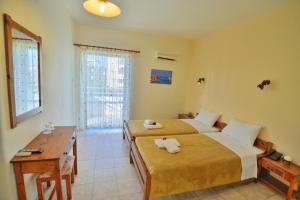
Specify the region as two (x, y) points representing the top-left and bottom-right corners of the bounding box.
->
(122, 118), (226, 143)
(130, 132), (273, 200)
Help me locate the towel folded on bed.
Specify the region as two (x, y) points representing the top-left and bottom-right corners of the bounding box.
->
(165, 142), (180, 153)
(154, 138), (181, 153)
(144, 123), (163, 129)
(154, 139), (165, 148)
(165, 138), (181, 147)
(144, 119), (156, 125)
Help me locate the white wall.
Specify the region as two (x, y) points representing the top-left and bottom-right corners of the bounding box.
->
(0, 0), (75, 199)
(74, 23), (193, 120)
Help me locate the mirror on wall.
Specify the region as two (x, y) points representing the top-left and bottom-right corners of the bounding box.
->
(4, 14), (42, 128)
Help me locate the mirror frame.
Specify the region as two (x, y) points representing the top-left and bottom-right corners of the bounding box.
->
(3, 14), (42, 128)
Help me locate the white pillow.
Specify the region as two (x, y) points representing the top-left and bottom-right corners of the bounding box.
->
(194, 108), (220, 127)
(222, 119), (262, 147)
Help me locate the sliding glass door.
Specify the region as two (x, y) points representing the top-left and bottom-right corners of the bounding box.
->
(80, 48), (132, 128)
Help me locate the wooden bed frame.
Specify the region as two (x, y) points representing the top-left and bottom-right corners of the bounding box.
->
(130, 136), (273, 200)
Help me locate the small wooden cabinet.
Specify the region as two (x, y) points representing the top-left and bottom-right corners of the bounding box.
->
(178, 113), (194, 119)
(258, 157), (300, 200)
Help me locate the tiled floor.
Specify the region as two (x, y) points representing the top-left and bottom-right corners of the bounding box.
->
(48, 128), (287, 200)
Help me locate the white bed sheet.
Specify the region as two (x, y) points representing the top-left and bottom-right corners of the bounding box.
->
(202, 132), (260, 180)
(181, 119), (220, 133)
(182, 119), (261, 180)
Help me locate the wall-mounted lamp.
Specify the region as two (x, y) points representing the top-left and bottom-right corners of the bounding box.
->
(197, 78), (205, 84)
(257, 80), (271, 90)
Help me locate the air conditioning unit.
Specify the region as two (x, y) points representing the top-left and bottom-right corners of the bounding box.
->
(155, 51), (177, 61)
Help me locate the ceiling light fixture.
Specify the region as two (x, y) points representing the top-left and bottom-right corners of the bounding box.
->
(83, 0), (121, 17)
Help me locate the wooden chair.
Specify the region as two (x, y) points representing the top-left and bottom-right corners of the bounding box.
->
(36, 155), (75, 200)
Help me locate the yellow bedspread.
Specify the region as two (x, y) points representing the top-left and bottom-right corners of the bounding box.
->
(127, 119), (198, 138)
(135, 134), (242, 197)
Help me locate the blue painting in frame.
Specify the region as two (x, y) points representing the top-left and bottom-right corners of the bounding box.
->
(150, 69), (172, 84)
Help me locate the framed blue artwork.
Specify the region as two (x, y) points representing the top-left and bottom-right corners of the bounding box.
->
(150, 69), (172, 84)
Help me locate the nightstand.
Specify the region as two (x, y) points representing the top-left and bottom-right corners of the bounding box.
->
(178, 114), (194, 119)
(258, 157), (300, 200)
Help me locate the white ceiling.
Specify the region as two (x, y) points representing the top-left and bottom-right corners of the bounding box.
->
(64, 0), (288, 38)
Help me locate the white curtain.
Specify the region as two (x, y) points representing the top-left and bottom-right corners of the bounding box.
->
(13, 39), (39, 116)
(79, 47), (133, 129)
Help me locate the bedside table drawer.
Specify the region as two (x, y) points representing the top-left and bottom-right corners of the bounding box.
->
(264, 162), (285, 177)
(284, 172), (294, 182)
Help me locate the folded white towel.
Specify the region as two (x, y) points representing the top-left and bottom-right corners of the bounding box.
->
(164, 142), (180, 154)
(165, 138), (181, 147)
(154, 139), (165, 148)
(144, 123), (163, 129)
(144, 119), (155, 125)
(154, 138), (181, 153)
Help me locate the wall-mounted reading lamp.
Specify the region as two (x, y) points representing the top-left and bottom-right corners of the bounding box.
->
(257, 80), (271, 90)
(197, 78), (205, 84)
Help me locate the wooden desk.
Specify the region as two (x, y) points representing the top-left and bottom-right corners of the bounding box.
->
(11, 126), (77, 200)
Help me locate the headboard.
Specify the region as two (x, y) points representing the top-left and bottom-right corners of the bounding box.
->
(214, 121), (227, 130)
(254, 138), (273, 152)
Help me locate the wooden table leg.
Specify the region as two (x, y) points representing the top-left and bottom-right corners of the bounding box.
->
(54, 172), (63, 200)
(71, 167), (75, 184)
(73, 139), (78, 175)
(13, 163), (26, 200)
(257, 160), (262, 178)
(287, 179), (296, 200)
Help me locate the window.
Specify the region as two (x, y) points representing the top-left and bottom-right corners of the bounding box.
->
(79, 48), (132, 128)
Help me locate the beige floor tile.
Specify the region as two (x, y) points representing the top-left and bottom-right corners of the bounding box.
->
(94, 168), (116, 182)
(233, 182), (271, 199)
(95, 158), (115, 169)
(114, 157), (132, 167)
(72, 183), (93, 200)
(95, 150), (114, 159)
(172, 192), (198, 200)
(249, 182), (277, 198)
(77, 153), (96, 161)
(74, 169), (94, 185)
(218, 187), (247, 200)
(93, 179), (119, 199)
(115, 165), (139, 182)
(117, 178), (142, 195)
(266, 194), (285, 200)
(113, 151), (129, 159)
(77, 160), (95, 173)
(119, 192), (144, 200)
(92, 196), (120, 200)
(195, 188), (224, 200)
